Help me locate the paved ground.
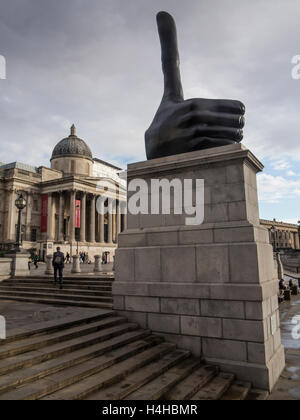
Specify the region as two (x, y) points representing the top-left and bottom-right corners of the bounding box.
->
(0, 300), (101, 332)
(29, 262), (114, 277)
(268, 294), (300, 400)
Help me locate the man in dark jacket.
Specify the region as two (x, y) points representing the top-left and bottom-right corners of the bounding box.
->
(52, 247), (65, 289)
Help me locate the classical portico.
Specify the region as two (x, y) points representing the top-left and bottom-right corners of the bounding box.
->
(0, 126), (126, 260)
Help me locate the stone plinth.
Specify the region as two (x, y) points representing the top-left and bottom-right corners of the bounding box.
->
(113, 143), (285, 391)
(7, 252), (30, 277)
(94, 255), (101, 273)
(71, 255), (81, 273)
(45, 254), (54, 275)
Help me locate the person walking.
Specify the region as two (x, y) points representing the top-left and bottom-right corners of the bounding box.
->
(33, 253), (39, 269)
(52, 247), (65, 289)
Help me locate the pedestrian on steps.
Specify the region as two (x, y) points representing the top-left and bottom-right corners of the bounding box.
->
(52, 247), (65, 290)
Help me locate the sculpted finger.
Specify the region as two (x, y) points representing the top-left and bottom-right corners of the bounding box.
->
(157, 11), (184, 103)
(187, 98), (245, 115)
(177, 111), (245, 129)
(181, 126), (243, 142)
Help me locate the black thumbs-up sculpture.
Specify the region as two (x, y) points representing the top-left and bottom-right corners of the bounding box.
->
(145, 12), (246, 160)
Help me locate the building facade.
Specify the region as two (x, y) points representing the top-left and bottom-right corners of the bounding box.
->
(0, 125), (126, 260)
(260, 219), (300, 250)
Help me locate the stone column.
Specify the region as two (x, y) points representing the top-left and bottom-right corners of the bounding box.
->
(58, 191), (65, 242)
(116, 200), (121, 243)
(69, 190), (76, 242)
(25, 191), (33, 241)
(108, 199), (113, 244)
(99, 197), (105, 243)
(113, 144), (285, 392)
(45, 254), (54, 275)
(80, 192), (86, 242)
(47, 193), (54, 241)
(94, 255), (101, 272)
(89, 194), (95, 243)
(71, 254), (81, 273)
(295, 232), (300, 250)
(5, 189), (16, 241)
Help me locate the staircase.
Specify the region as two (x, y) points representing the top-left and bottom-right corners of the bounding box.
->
(0, 277), (113, 309)
(0, 311), (268, 400)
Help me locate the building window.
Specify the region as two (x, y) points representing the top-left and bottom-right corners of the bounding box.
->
(31, 228), (37, 242)
(33, 199), (38, 211)
(71, 160), (75, 172)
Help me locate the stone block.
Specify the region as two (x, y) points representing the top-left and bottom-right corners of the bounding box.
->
(226, 163), (244, 184)
(118, 232), (146, 247)
(161, 298), (200, 316)
(135, 247), (161, 282)
(157, 333), (201, 356)
(115, 248), (135, 282)
(228, 201), (247, 221)
(148, 313), (180, 334)
(147, 231), (178, 246)
(247, 337), (274, 364)
(125, 296), (160, 313)
(179, 229), (213, 245)
(210, 284), (262, 301)
(127, 213), (140, 229)
(204, 203), (228, 223)
(211, 183), (245, 204)
(229, 243), (259, 283)
(140, 214), (165, 228)
(201, 300), (244, 319)
(181, 316), (222, 338)
(196, 244), (229, 283)
(117, 310), (148, 329)
(203, 338), (247, 362)
(213, 226), (255, 243)
(161, 246), (196, 283)
(113, 295), (125, 311)
(245, 299), (271, 320)
(223, 319), (265, 342)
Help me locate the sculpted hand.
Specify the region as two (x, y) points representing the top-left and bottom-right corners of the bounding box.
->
(145, 11), (245, 160)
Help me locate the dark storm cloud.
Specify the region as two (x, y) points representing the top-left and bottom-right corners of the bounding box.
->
(1, 0), (300, 169)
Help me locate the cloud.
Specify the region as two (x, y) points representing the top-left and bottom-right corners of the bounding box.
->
(257, 173), (300, 203)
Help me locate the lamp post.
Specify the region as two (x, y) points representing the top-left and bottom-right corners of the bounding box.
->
(14, 193), (27, 253)
(76, 203), (80, 255)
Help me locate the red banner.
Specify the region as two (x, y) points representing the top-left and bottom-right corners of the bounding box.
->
(41, 194), (48, 233)
(75, 199), (81, 228)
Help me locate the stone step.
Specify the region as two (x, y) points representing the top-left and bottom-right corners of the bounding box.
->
(0, 323), (142, 376)
(246, 389), (269, 400)
(0, 283), (112, 292)
(0, 289), (112, 303)
(191, 372), (235, 400)
(2, 311), (114, 344)
(124, 356), (200, 400)
(8, 278), (113, 285)
(0, 294), (113, 309)
(86, 347), (196, 400)
(0, 316), (126, 359)
(221, 381), (251, 400)
(41, 344), (183, 401)
(0, 285), (112, 296)
(163, 364), (218, 400)
(0, 334), (162, 396)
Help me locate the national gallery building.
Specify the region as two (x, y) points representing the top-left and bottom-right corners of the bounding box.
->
(0, 125), (126, 260)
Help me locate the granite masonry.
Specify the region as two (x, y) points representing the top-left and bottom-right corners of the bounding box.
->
(113, 143), (285, 391)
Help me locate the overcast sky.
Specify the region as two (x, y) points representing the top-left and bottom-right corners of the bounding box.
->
(0, 0), (300, 223)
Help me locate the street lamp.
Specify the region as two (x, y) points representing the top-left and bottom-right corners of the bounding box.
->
(14, 193), (27, 253)
(76, 203), (80, 255)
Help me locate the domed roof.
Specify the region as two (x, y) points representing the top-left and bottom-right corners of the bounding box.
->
(51, 125), (93, 161)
